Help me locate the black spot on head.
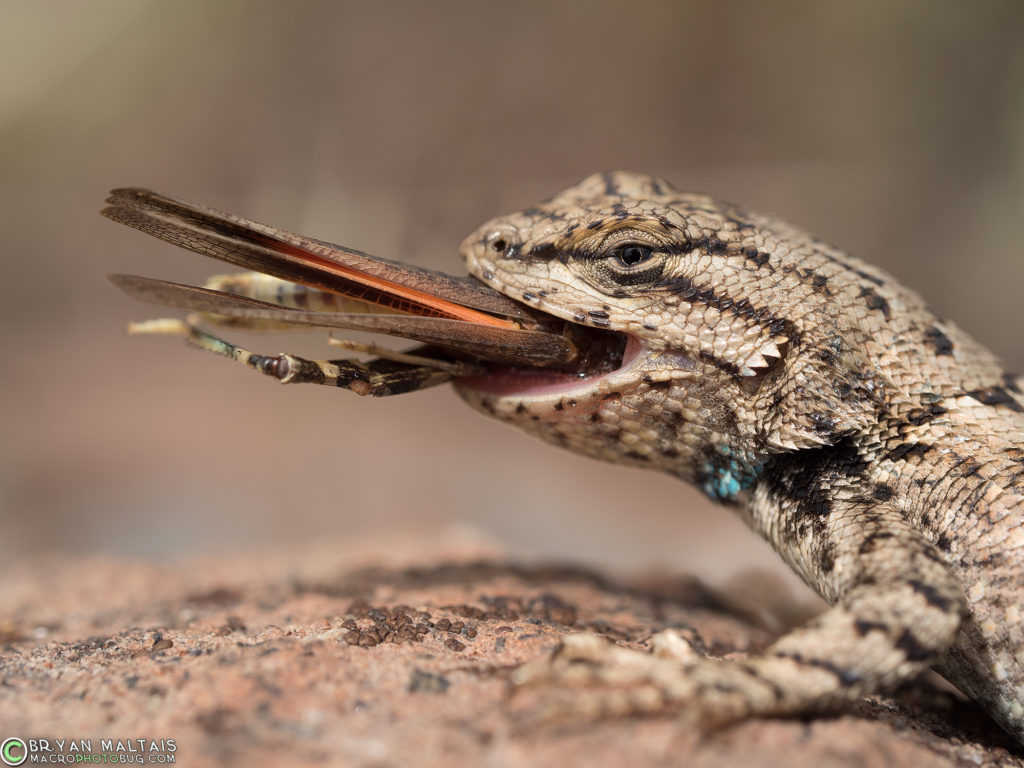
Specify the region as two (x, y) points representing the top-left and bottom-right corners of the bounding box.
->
(1003, 372), (1022, 394)
(515, 403), (527, 415)
(523, 206), (564, 223)
(743, 247), (771, 267)
(923, 326), (954, 357)
(859, 287), (891, 319)
(847, 264), (886, 287)
(586, 219), (604, 231)
(601, 172), (620, 196)
(691, 235), (732, 256)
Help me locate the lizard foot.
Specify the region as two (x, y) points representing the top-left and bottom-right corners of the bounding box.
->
(510, 631), (758, 730)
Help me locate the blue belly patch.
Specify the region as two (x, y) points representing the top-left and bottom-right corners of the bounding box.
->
(701, 452), (763, 501)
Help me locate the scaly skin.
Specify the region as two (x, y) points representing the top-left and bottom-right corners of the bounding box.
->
(454, 171), (1024, 740)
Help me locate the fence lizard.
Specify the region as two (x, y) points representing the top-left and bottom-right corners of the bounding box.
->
(107, 172), (1024, 742)
(453, 172), (1024, 741)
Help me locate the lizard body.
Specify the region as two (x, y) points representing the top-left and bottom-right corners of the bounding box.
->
(454, 171), (1024, 740)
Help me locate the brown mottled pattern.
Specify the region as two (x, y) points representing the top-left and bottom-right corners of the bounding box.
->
(455, 172), (1024, 741)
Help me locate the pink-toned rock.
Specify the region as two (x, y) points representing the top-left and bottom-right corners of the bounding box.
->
(0, 533), (1018, 768)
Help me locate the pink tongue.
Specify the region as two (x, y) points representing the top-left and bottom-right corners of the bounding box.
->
(456, 335), (645, 397)
(457, 366), (587, 396)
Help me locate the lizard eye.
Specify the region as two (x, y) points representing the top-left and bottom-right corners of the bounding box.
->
(614, 244), (653, 268)
(586, 237), (665, 290)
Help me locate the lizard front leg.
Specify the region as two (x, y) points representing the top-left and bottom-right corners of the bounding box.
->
(513, 499), (966, 729)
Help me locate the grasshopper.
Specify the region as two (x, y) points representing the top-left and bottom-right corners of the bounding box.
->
(106, 187), (619, 397)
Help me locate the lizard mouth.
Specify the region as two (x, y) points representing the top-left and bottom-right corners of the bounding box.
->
(455, 327), (637, 397)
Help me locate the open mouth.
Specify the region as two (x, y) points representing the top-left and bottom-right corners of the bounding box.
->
(104, 187), (635, 397)
(455, 328), (637, 397)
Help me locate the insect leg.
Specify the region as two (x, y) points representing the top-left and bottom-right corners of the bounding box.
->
(326, 337), (482, 375)
(129, 317), (454, 396)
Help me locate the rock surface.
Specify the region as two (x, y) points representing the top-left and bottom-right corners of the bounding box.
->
(1, 532), (1020, 768)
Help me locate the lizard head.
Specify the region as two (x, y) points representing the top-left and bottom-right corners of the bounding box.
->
(455, 171), (885, 500)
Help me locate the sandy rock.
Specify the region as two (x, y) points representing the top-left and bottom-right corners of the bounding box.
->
(0, 533), (1019, 768)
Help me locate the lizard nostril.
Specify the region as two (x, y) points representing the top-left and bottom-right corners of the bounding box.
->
(491, 238), (507, 253)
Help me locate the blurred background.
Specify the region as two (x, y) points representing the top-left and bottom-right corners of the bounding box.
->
(1, 1), (1022, 603)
